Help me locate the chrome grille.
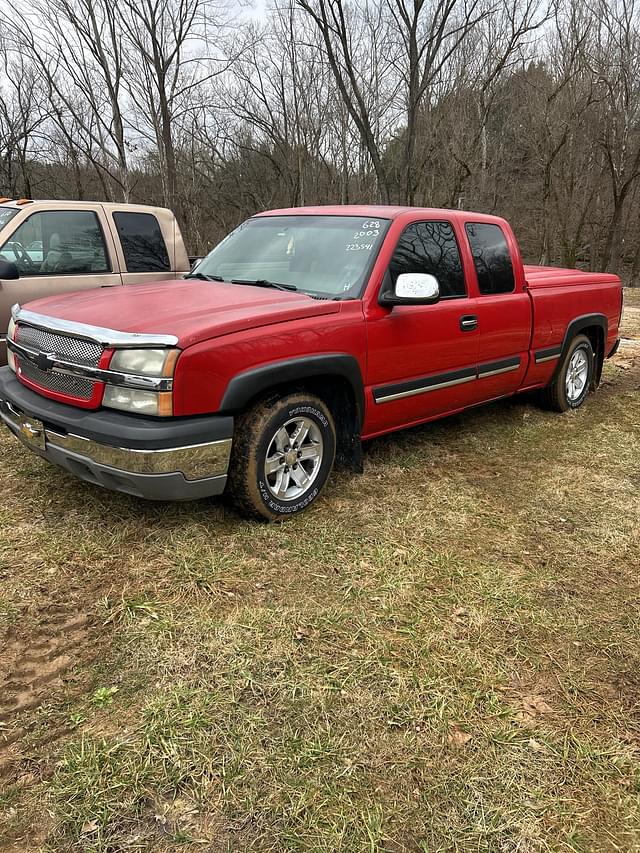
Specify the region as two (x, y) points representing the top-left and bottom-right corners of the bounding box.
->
(18, 357), (95, 400)
(17, 325), (103, 366)
(15, 323), (102, 401)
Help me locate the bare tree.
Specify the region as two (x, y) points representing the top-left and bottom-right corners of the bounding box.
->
(116, 0), (230, 212)
(0, 47), (47, 196)
(387, 0), (489, 204)
(3, 0), (135, 199)
(589, 0), (640, 271)
(296, 0), (399, 202)
(530, 0), (594, 264)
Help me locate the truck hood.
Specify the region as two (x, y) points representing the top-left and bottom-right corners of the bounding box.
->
(20, 279), (341, 348)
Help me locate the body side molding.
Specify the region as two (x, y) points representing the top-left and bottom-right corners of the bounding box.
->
(373, 366), (477, 404)
(374, 355), (522, 404)
(477, 356), (521, 377)
(534, 345), (563, 364)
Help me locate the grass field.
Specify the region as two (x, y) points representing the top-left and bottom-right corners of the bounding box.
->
(0, 292), (638, 852)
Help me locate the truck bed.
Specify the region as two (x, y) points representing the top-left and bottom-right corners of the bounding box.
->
(524, 264), (620, 288)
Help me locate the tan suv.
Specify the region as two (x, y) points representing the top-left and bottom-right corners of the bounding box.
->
(0, 200), (191, 364)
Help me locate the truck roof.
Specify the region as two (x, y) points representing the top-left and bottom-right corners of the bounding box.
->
(1, 200), (507, 225)
(0, 199), (173, 215)
(255, 204), (509, 223)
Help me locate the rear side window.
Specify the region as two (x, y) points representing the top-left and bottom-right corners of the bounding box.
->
(113, 212), (170, 273)
(465, 222), (514, 295)
(389, 221), (466, 298)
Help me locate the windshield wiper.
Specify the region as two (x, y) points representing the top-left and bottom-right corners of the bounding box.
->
(231, 278), (297, 292)
(184, 272), (225, 282)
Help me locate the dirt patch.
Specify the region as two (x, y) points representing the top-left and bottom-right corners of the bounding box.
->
(622, 303), (640, 339)
(0, 603), (93, 780)
(607, 341), (639, 392)
(605, 301), (640, 391)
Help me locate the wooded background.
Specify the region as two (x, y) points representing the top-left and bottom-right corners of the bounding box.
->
(1, 0), (639, 280)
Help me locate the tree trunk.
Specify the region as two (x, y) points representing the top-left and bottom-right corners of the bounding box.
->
(600, 192), (628, 273)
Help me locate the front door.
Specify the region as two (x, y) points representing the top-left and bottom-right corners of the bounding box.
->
(0, 208), (121, 362)
(365, 220), (480, 436)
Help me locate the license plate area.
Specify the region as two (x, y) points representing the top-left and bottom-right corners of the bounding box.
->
(17, 414), (46, 451)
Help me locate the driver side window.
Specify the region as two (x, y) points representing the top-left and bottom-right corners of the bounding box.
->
(389, 221), (466, 298)
(0, 211), (110, 276)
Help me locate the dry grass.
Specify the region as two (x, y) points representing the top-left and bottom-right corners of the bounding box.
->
(622, 288), (640, 339)
(0, 292), (638, 852)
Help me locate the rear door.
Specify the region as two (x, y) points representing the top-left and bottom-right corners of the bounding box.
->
(463, 221), (531, 398)
(365, 219), (480, 435)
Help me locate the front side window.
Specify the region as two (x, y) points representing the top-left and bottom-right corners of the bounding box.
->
(194, 215), (391, 298)
(0, 211), (109, 276)
(388, 221), (466, 298)
(113, 212), (170, 273)
(465, 222), (515, 295)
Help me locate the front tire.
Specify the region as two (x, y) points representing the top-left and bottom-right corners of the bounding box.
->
(540, 334), (594, 412)
(227, 392), (336, 521)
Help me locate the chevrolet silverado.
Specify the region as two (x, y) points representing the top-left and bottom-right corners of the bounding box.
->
(0, 206), (622, 520)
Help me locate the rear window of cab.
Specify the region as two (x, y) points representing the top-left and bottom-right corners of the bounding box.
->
(465, 222), (515, 294)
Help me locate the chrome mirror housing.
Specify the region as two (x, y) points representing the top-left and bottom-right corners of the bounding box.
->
(380, 272), (440, 306)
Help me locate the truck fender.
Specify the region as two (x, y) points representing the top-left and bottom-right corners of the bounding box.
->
(553, 313), (608, 385)
(219, 353), (366, 428)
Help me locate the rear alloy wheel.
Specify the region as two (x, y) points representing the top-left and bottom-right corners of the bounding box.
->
(540, 334), (594, 412)
(565, 346), (590, 404)
(228, 393), (336, 521)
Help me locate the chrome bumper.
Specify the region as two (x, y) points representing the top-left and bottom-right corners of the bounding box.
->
(0, 397), (233, 501)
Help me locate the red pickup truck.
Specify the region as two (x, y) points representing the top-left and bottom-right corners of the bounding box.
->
(0, 206), (622, 520)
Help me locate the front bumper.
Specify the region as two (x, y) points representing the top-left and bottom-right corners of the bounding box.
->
(0, 367), (233, 501)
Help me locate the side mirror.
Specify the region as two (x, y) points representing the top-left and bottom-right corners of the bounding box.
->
(379, 272), (440, 306)
(0, 259), (19, 280)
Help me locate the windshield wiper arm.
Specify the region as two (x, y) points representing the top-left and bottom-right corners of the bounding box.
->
(231, 278), (297, 292)
(184, 272), (225, 282)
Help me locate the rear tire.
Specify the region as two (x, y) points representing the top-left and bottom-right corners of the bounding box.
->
(539, 334), (594, 412)
(227, 392), (336, 521)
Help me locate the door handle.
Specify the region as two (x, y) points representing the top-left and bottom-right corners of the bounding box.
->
(460, 315), (478, 331)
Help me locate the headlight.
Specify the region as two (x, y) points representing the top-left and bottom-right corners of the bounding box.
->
(109, 348), (178, 377)
(103, 348), (178, 415)
(7, 317), (16, 372)
(103, 386), (173, 416)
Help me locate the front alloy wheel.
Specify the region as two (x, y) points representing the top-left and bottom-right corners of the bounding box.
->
(264, 416), (324, 501)
(228, 392), (336, 521)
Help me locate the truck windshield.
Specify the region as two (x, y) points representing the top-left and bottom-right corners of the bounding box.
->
(0, 208), (18, 232)
(193, 215), (391, 299)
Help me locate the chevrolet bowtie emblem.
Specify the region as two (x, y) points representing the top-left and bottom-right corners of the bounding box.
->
(33, 351), (56, 372)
